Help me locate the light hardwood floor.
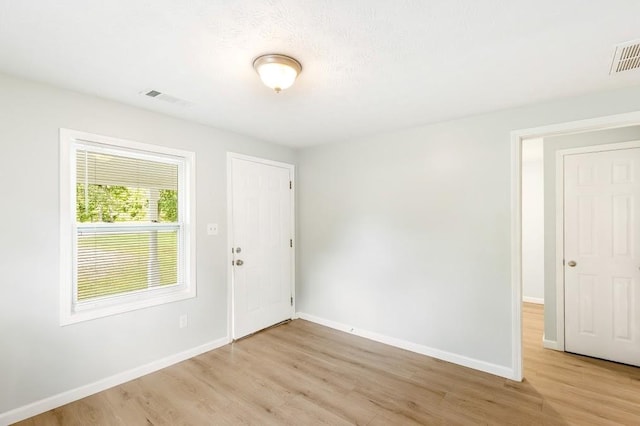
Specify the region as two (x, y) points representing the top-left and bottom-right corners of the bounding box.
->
(17, 303), (640, 425)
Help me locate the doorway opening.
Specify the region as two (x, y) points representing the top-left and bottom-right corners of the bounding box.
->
(511, 111), (640, 380)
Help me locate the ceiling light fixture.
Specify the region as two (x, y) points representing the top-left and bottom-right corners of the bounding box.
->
(253, 54), (302, 93)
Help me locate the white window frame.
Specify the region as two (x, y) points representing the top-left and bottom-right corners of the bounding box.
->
(59, 129), (196, 325)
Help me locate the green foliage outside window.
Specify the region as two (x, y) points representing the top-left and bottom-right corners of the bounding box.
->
(158, 189), (178, 222)
(76, 184), (178, 223)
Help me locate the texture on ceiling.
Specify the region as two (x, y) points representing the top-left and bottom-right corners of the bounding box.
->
(1, 0), (640, 148)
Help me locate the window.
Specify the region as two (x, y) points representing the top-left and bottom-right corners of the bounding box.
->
(60, 129), (195, 324)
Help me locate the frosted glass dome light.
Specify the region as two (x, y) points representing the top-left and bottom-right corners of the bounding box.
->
(253, 54), (302, 93)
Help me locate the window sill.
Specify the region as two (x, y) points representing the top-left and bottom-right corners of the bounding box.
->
(60, 285), (196, 326)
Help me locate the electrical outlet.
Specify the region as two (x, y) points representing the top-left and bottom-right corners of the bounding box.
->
(207, 223), (218, 235)
(179, 314), (188, 328)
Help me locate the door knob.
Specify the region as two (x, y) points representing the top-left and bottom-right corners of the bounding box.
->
(567, 260), (577, 267)
(235, 259), (244, 266)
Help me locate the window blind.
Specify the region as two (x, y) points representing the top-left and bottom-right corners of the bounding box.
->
(74, 147), (180, 302)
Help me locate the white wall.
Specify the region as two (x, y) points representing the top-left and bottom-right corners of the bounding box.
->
(4, 70), (640, 418)
(0, 72), (295, 416)
(522, 138), (544, 303)
(297, 84), (640, 375)
(542, 125), (640, 342)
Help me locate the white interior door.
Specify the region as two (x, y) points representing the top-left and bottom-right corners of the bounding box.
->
(229, 154), (294, 339)
(564, 147), (640, 366)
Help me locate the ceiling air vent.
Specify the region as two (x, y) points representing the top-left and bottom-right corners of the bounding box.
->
(140, 89), (192, 107)
(610, 40), (640, 74)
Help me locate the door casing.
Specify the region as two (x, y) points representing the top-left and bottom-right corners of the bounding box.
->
(226, 152), (296, 340)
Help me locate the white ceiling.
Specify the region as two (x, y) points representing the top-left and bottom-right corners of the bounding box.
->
(1, 1), (640, 148)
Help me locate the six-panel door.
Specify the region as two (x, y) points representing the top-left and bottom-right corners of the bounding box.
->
(564, 148), (640, 366)
(231, 156), (293, 339)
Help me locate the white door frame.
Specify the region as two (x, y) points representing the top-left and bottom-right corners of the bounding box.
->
(555, 140), (640, 351)
(226, 152), (296, 340)
(510, 111), (640, 381)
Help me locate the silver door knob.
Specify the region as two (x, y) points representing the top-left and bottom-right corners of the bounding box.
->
(235, 247), (242, 253)
(235, 259), (244, 266)
(567, 260), (577, 267)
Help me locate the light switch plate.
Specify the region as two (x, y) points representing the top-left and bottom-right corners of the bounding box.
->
(207, 223), (218, 235)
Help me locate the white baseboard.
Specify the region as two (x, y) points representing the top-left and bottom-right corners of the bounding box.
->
(296, 312), (516, 381)
(0, 336), (230, 426)
(523, 296), (544, 305)
(542, 335), (561, 350)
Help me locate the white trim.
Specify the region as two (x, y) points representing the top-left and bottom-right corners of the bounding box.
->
(510, 110), (640, 382)
(0, 337), (230, 425)
(543, 336), (561, 350)
(61, 128), (197, 159)
(297, 312), (515, 380)
(523, 296), (544, 305)
(226, 152), (296, 340)
(226, 155), (234, 341)
(227, 152), (296, 170)
(510, 135), (523, 381)
(555, 149), (566, 351)
(59, 129), (73, 327)
(59, 129), (197, 325)
(555, 140), (640, 352)
(511, 111), (640, 140)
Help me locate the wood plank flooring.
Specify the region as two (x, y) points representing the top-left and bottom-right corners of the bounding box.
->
(17, 303), (640, 425)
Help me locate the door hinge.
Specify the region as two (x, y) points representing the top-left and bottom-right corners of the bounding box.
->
(290, 296), (293, 306)
(289, 180), (292, 189)
(290, 239), (293, 248)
